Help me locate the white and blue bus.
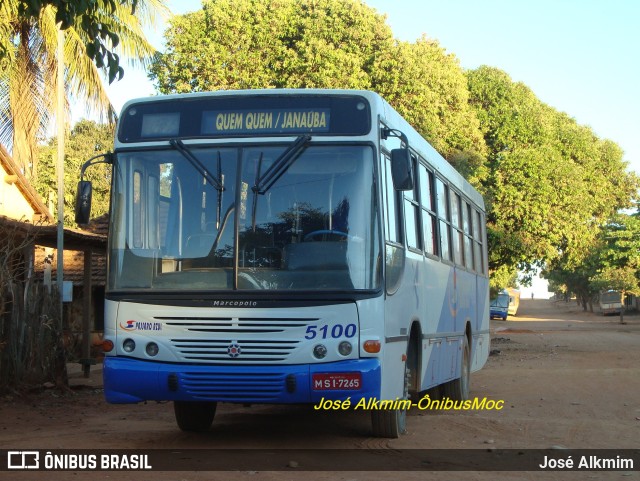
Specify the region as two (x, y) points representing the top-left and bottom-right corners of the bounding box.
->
(76, 89), (490, 438)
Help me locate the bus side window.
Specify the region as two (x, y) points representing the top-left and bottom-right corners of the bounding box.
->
(436, 178), (451, 262)
(451, 191), (464, 266)
(403, 155), (421, 251)
(473, 209), (485, 274)
(382, 153), (402, 245)
(382, 151), (404, 293)
(463, 202), (474, 270)
(419, 163), (437, 256)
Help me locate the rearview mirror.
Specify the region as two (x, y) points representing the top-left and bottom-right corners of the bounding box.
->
(75, 180), (93, 225)
(390, 148), (413, 191)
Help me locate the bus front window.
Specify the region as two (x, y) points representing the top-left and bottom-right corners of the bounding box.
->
(108, 144), (380, 292)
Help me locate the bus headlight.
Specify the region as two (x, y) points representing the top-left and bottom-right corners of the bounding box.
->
(146, 342), (159, 357)
(123, 338), (136, 353)
(338, 341), (352, 356)
(313, 344), (327, 359)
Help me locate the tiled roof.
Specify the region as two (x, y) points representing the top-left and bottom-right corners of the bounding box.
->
(34, 247), (107, 287)
(36, 214), (108, 287)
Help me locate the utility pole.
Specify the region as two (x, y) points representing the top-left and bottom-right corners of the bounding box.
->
(56, 28), (65, 321)
(54, 27), (68, 388)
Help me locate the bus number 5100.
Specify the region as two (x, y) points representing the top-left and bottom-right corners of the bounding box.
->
(305, 323), (357, 340)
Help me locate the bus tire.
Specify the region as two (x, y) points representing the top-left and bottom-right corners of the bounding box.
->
(371, 405), (407, 438)
(174, 401), (217, 432)
(371, 347), (411, 438)
(443, 335), (471, 401)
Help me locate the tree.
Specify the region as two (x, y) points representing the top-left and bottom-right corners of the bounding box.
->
(371, 37), (488, 187)
(150, 0), (395, 92)
(544, 248), (601, 311)
(0, 0), (167, 179)
(589, 212), (640, 321)
(467, 66), (639, 276)
(34, 119), (113, 226)
(545, 211), (640, 314)
(1, 0), (150, 82)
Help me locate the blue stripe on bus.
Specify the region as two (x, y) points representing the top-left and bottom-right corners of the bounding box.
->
(103, 357), (381, 404)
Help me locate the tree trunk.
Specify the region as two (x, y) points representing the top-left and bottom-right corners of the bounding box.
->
(581, 297), (587, 311)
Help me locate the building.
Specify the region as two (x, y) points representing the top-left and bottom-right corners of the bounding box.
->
(0, 145), (106, 378)
(0, 144), (53, 223)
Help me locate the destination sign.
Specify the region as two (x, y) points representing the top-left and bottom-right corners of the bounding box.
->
(202, 109), (331, 135)
(117, 94), (370, 143)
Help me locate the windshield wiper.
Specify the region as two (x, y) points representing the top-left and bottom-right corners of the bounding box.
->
(252, 135), (311, 195)
(250, 134), (311, 231)
(169, 139), (224, 192)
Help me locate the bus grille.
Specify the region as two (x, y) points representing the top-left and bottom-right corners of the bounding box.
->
(160, 316), (316, 363)
(179, 371), (285, 401)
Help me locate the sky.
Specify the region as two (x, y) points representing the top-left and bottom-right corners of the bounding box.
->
(87, 0), (640, 178)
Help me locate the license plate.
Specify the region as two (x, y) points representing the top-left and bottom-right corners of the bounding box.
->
(312, 373), (362, 390)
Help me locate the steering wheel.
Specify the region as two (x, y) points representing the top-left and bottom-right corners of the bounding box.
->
(303, 229), (349, 241)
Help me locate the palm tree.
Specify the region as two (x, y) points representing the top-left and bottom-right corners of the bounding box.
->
(0, 0), (169, 179)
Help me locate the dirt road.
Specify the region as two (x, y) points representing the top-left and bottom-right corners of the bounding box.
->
(1, 299), (638, 480)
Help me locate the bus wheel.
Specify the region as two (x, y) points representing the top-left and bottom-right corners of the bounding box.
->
(371, 356), (410, 438)
(174, 401), (217, 432)
(443, 336), (471, 401)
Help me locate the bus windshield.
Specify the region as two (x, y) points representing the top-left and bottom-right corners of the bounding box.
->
(108, 143), (381, 292)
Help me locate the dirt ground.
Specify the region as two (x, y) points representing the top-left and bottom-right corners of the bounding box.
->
(0, 298), (638, 480)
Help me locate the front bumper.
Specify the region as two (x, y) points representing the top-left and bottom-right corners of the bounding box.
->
(103, 357), (381, 404)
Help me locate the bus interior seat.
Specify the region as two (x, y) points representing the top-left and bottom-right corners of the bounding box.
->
(282, 242), (348, 271)
(281, 242), (353, 289)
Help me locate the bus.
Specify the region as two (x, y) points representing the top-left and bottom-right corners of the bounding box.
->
(75, 89), (490, 438)
(599, 290), (623, 315)
(507, 288), (520, 316)
(489, 291), (509, 321)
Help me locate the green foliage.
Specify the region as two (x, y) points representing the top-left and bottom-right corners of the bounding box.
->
(589, 213), (640, 296)
(371, 37), (488, 187)
(467, 66), (639, 274)
(545, 211), (640, 302)
(543, 249), (601, 307)
(467, 67), (552, 153)
(151, 0), (394, 92)
(0, 0), (164, 178)
(34, 120), (113, 226)
(597, 213), (640, 268)
(590, 266), (639, 297)
(489, 264), (518, 297)
(7, 0), (142, 82)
